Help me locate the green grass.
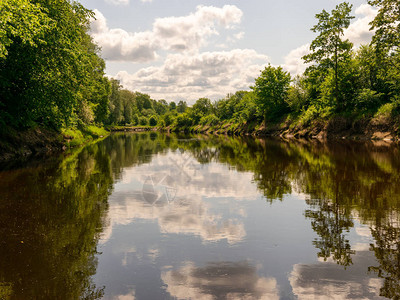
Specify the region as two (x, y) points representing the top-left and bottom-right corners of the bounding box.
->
(105, 125), (155, 131)
(62, 125), (109, 148)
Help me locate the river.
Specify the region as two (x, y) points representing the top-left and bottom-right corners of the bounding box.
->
(0, 132), (399, 299)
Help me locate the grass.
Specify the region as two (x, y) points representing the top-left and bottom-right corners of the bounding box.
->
(105, 125), (155, 131)
(62, 125), (109, 148)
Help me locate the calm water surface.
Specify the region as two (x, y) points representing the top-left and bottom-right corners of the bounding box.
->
(1, 133), (400, 299)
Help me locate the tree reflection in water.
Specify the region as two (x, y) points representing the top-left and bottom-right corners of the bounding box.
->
(1, 132), (400, 298)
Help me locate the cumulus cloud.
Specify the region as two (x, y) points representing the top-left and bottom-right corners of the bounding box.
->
(344, 4), (378, 47)
(162, 261), (280, 300)
(282, 43), (310, 76)
(115, 50), (268, 102)
(91, 5), (243, 62)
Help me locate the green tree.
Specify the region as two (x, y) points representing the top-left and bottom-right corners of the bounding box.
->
(149, 115), (158, 126)
(169, 101), (177, 111)
(0, 0), (110, 129)
(368, 0), (400, 96)
(252, 65), (291, 120)
(108, 79), (123, 124)
(177, 100), (188, 113)
(368, 0), (400, 53)
(303, 2), (354, 109)
(0, 0), (52, 58)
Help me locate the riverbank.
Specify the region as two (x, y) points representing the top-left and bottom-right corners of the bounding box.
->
(0, 125), (109, 162)
(1, 113), (398, 162)
(105, 125), (156, 132)
(164, 113), (400, 142)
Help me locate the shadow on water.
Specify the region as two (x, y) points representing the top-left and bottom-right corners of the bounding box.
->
(1, 132), (400, 298)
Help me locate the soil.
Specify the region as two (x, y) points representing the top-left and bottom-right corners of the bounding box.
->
(0, 127), (64, 162)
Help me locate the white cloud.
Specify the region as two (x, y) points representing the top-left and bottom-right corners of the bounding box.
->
(234, 31), (245, 40)
(91, 10), (158, 62)
(91, 5), (243, 62)
(115, 50), (268, 102)
(344, 4), (378, 47)
(282, 43), (310, 76)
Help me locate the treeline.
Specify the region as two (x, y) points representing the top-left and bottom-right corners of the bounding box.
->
(1, 1), (398, 134)
(110, 1), (400, 132)
(0, 0), (111, 130)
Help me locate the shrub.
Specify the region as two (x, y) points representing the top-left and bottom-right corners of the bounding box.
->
(132, 114), (139, 126)
(199, 114), (220, 126)
(163, 113), (173, 126)
(355, 89), (383, 111)
(175, 113), (193, 127)
(139, 116), (148, 125)
(149, 115), (158, 126)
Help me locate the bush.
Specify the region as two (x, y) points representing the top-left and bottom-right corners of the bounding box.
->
(149, 115), (158, 126)
(175, 113), (193, 127)
(199, 114), (220, 126)
(132, 114), (139, 126)
(158, 119), (166, 127)
(139, 116), (148, 125)
(297, 105), (320, 126)
(375, 96), (400, 118)
(355, 89), (383, 111)
(163, 113), (175, 126)
(286, 85), (308, 113)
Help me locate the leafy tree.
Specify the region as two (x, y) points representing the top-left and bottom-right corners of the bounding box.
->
(368, 0), (400, 53)
(153, 99), (168, 115)
(252, 65), (291, 120)
(149, 115), (158, 126)
(0, 0), (52, 58)
(0, 0), (111, 129)
(286, 75), (310, 113)
(108, 79), (123, 124)
(303, 2), (354, 109)
(139, 116), (148, 126)
(169, 101), (177, 111)
(177, 100), (188, 113)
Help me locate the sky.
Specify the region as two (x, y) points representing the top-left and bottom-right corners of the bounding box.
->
(78, 0), (377, 103)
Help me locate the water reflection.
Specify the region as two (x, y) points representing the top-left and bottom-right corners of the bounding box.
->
(0, 144), (112, 299)
(1, 132), (400, 299)
(162, 261), (279, 300)
(289, 251), (383, 299)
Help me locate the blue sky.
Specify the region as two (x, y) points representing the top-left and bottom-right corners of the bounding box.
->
(78, 0), (376, 103)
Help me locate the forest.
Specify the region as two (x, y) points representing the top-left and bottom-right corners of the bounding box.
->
(0, 0), (399, 138)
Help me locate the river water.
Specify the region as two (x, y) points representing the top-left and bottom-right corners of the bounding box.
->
(1, 132), (400, 299)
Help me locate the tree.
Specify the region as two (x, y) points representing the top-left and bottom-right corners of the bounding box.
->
(108, 79), (123, 124)
(149, 115), (158, 126)
(0, 0), (52, 58)
(368, 0), (400, 53)
(169, 101), (176, 111)
(368, 0), (400, 95)
(251, 65), (291, 121)
(177, 101), (188, 113)
(303, 2), (354, 109)
(0, 0), (111, 129)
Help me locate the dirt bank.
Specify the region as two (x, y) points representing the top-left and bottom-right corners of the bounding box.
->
(0, 127), (64, 162)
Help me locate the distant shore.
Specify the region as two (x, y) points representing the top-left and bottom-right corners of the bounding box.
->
(163, 114), (400, 142)
(1, 116), (399, 163)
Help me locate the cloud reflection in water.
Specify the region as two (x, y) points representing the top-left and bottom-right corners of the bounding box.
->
(162, 261), (279, 300)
